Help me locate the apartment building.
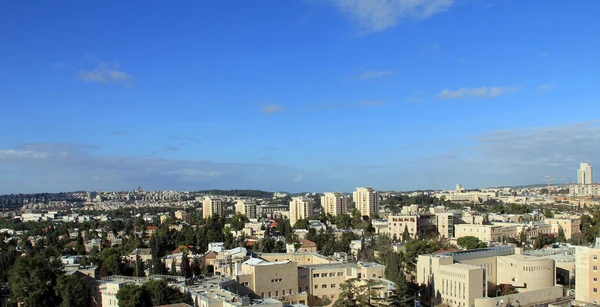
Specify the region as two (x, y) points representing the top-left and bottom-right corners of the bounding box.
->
(436, 212), (459, 239)
(320, 192), (348, 217)
(300, 262), (392, 306)
(418, 247), (562, 307)
(289, 197), (315, 227)
(386, 213), (437, 239)
(203, 196), (224, 219)
(578, 161), (593, 185)
(576, 242), (600, 304)
(544, 218), (582, 240)
(174, 210), (191, 223)
(352, 187), (379, 218)
(236, 258), (308, 305)
(235, 199), (257, 219)
(454, 224), (519, 243)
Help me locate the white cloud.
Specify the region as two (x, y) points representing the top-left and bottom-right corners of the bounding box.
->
(437, 86), (517, 99)
(329, 0), (454, 33)
(261, 105), (284, 114)
(0, 142), (322, 193)
(358, 70), (394, 79)
(538, 84), (555, 92)
(78, 62), (133, 83)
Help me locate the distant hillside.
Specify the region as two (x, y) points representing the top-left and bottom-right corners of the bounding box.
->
(490, 183), (569, 189)
(196, 189), (275, 198)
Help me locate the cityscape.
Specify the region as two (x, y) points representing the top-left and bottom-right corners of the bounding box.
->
(0, 162), (599, 307)
(2, 1), (600, 307)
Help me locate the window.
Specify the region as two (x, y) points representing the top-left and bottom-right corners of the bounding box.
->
(338, 272), (343, 276)
(331, 284), (336, 288)
(313, 274), (319, 278)
(314, 285), (318, 289)
(275, 291), (278, 296)
(595, 255), (598, 260)
(283, 290), (286, 295)
(594, 288), (598, 293)
(321, 273), (327, 277)
(595, 266), (598, 271)
(268, 292), (271, 297)
(594, 277), (598, 282)
(330, 273), (335, 277)
(322, 284), (327, 288)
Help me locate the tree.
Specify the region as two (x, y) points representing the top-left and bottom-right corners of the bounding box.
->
(402, 225), (410, 242)
(116, 284), (152, 307)
(144, 279), (186, 306)
(75, 229), (86, 255)
(293, 219), (309, 229)
(333, 278), (384, 307)
(457, 236), (487, 250)
(8, 249), (63, 307)
(557, 227), (567, 243)
(55, 274), (91, 307)
(135, 254), (145, 277)
(180, 253), (192, 278)
(333, 214), (352, 229)
(191, 256), (205, 277)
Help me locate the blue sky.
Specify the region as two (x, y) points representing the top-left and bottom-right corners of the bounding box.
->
(1, 0), (600, 193)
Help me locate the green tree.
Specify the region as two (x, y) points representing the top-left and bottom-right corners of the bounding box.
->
(135, 254), (145, 277)
(55, 274), (91, 307)
(457, 236), (487, 250)
(116, 284), (152, 307)
(294, 219), (309, 229)
(402, 225), (410, 242)
(144, 279), (186, 306)
(180, 253), (192, 278)
(557, 227), (567, 243)
(333, 214), (352, 229)
(75, 229), (86, 255)
(8, 249), (63, 307)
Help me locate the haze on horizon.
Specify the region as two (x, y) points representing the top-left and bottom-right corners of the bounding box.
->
(1, 0), (599, 194)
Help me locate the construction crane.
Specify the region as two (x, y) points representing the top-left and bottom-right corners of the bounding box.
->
(543, 176), (567, 200)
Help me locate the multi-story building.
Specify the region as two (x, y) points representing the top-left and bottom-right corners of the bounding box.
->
(544, 218), (581, 240)
(352, 187), (379, 218)
(289, 197), (315, 227)
(386, 213), (437, 240)
(300, 262), (392, 306)
(576, 241), (600, 304)
(578, 161), (593, 184)
(203, 196), (224, 219)
(436, 212), (459, 239)
(174, 210), (191, 223)
(569, 184), (600, 197)
(454, 224), (519, 243)
(320, 192), (348, 217)
(236, 258), (308, 305)
(418, 247), (562, 307)
(235, 199), (257, 219)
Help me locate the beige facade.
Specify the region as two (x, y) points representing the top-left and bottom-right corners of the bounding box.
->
(352, 187), (379, 218)
(576, 245), (600, 304)
(454, 224), (519, 243)
(235, 199), (257, 219)
(258, 252), (332, 265)
(437, 212), (457, 239)
(237, 258), (306, 305)
(174, 210), (191, 223)
(301, 262), (390, 306)
(203, 196), (224, 219)
(320, 192), (348, 217)
(417, 247), (561, 307)
(544, 218), (581, 240)
(387, 213), (437, 240)
(289, 196), (315, 227)
(496, 255), (555, 292)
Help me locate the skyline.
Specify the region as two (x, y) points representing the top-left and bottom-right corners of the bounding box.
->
(2, 1), (600, 193)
